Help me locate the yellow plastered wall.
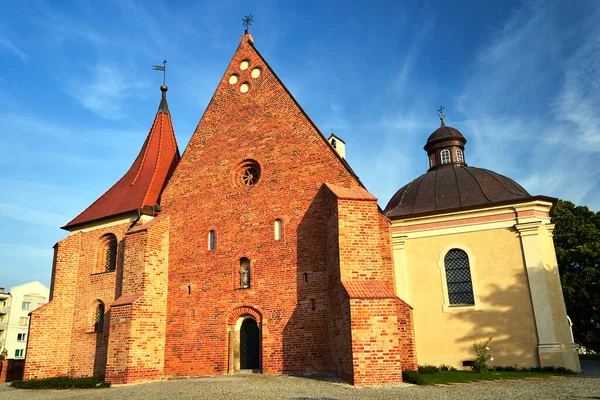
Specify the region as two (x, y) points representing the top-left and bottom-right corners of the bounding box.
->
(402, 227), (539, 369)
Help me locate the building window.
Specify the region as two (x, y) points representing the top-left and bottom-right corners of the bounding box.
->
(429, 154), (435, 168)
(96, 234), (117, 273)
(444, 249), (475, 305)
(274, 219), (282, 240)
(19, 317), (29, 326)
(441, 149), (451, 164)
(15, 349), (24, 358)
(21, 302), (31, 311)
(17, 333), (26, 341)
(457, 149), (464, 163)
(310, 299), (316, 311)
(93, 301), (105, 333)
(240, 258), (250, 289)
(331, 139), (337, 149)
(208, 230), (216, 250)
(239, 160), (261, 186)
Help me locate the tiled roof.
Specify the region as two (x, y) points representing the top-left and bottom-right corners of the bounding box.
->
(384, 166), (531, 219)
(325, 183), (377, 201)
(63, 88), (180, 229)
(343, 281), (397, 299)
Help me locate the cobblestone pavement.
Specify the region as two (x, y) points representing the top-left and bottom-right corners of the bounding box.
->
(0, 374), (599, 400)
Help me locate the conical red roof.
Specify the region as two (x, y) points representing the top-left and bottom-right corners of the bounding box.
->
(64, 86), (180, 229)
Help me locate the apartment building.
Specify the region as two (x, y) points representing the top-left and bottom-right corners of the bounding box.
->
(0, 282), (49, 359)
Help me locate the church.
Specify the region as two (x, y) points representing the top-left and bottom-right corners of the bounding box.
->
(23, 31), (580, 386)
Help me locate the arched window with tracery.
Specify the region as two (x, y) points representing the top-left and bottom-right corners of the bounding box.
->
(274, 219), (282, 240)
(93, 301), (105, 333)
(96, 234), (117, 273)
(456, 149), (464, 163)
(444, 249), (475, 305)
(240, 258), (250, 289)
(441, 149), (451, 164)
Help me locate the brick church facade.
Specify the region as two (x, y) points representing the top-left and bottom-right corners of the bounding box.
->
(23, 32), (579, 385)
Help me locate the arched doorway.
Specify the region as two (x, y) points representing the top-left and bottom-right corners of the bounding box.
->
(227, 307), (262, 374)
(240, 318), (259, 370)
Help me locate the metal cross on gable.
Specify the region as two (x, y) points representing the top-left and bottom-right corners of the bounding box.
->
(242, 14), (254, 33)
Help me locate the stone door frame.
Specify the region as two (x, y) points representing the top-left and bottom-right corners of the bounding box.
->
(227, 306), (262, 373)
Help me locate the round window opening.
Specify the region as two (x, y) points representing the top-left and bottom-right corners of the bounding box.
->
(240, 160), (261, 186)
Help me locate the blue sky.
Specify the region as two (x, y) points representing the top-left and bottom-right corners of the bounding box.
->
(1, 0), (599, 289)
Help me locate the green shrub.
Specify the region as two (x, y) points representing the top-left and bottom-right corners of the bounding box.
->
(472, 337), (493, 373)
(10, 376), (110, 389)
(438, 364), (456, 371)
(402, 370), (425, 385)
(418, 364), (439, 374)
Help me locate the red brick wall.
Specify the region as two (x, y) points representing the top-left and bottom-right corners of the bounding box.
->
(0, 360), (8, 383)
(67, 223), (130, 379)
(24, 234), (82, 379)
(323, 188), (354, 383)
(397, 300), (418, 371)
(160, 36), (359, 377)
(106, 216), (170, 383)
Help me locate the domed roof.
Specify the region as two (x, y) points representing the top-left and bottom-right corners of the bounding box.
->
(426, 124), (465, 146)
(383, 166), (531, 219)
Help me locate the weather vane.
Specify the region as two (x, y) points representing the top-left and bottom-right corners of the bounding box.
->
(242, 14), (254, 33)
(152, 60), (167, 86)
(438, 105), (446, 124)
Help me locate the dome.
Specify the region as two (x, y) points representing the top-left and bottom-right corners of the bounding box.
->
(425, 125), (465, 146)
(383, 166), (531, 219)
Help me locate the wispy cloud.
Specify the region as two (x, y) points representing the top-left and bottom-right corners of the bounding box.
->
(0, 35), (27, 62)
(66, 65), (149, 119)
(455, 1), (600, 210)
(0, 203), (67, 227)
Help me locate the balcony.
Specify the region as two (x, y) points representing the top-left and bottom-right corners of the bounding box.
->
(0, 306), (8, 315)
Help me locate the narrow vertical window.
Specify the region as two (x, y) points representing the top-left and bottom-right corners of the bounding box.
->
(441, 149), (451, 164)
(457, 149), (464, 163)
(274, 219), (282, 240)
(310, 299), (316, 311)
(444, 249), (475, 305)
(303, 272), (308, 282)
(96, 234), (117, 273)
(208, 230), (216, 250)
(240, 258), (250, 289)
(93, 301), (105, 332)
(429, 154), (435, 168)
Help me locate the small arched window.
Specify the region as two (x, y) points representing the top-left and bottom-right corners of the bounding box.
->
(429, 154), (435, 168)
(93, 301), (105, 333)
(441, 149), (451, 164)
(240, 258), (250, 289)
(456, 149), (464, 163)
(208, 230), (216, 250)
(96, 234), (117, 273)
(444, 249), (475, 305)
(274, 219), (282, 240)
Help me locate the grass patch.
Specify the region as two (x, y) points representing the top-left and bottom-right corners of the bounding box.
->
(403, 367), (575, 385)
(10, 376), (110, 390)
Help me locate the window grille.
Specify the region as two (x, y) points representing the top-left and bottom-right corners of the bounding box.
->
(457, 149), (464, 163)
(444, 249), (475, 305)
(104, 240), (117, 271)
(441, 149), (451, 164)
(94, 302), (105, 332)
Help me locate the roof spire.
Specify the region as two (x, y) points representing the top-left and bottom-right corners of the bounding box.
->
(153, 60), (170, 114)
(438, 105), (446, 126)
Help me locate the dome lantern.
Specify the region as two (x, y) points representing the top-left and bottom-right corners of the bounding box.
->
(424, 116), (467, 171)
